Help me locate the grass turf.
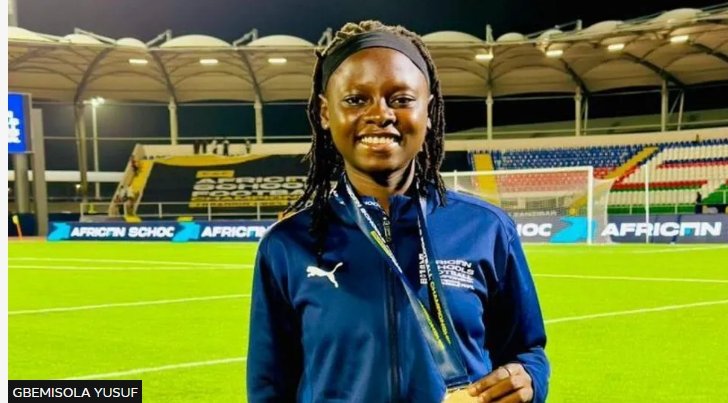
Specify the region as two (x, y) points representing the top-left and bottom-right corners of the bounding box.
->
(8, 241), (728, 402)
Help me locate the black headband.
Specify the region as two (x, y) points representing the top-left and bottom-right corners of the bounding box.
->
(320, 31), (431, 92)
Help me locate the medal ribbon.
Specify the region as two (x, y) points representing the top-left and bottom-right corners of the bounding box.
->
(330, 176), (469, 387)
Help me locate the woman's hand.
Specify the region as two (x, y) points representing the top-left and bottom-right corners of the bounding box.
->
(467, 363), (533, 403)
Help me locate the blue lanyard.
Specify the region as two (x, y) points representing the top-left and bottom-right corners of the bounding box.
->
(331, 175), (469, 388)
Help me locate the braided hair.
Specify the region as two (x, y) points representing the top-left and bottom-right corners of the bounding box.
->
(288, 20), (448, 242)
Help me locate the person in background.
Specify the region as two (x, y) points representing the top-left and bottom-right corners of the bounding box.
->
(129, 156), (140, 177)
(245, 139), (252, 154)
(223, 137), (230, 156)
(114, 185), (126, 216)
(210, 138), (219, 155)
(123, 185), (136, 215)
(695, 191), (703, 214)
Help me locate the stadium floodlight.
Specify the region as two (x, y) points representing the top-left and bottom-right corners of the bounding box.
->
(545, 49), (563, 58)
(475, 51), (493, 61)
(669, 34), (689, 44)
(607, 43), (625, 52)
(128, 58), (149, 65)
(268, 57), (287, 65)
(199, 58), (219, 65)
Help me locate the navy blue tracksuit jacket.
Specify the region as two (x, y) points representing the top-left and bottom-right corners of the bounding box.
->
(247, 180), (549, 402)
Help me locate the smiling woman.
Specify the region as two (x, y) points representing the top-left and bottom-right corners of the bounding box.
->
(246, 20), (549, 403)
(320, 46), (430, 203)
(292, 21), (450, 239)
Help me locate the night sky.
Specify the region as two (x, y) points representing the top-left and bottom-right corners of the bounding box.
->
(11, 0), (725, 177)
(17, 0), (715, 43)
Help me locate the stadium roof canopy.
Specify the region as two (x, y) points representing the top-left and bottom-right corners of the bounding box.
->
(8, 5), (728, 104)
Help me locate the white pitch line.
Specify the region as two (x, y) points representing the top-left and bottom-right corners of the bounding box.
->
(535, 273), (728, 284)
(64, 357), (247, 380)
(545, 299), (728, 324)
(9, 265), (250, 271)
(9, 294), (251, 316)
(632, 245), (728, 253)
(9, 257), (251, 268)
(51, 299), (728, 379)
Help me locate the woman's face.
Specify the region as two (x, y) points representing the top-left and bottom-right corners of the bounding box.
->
(320, 47), (431, 180)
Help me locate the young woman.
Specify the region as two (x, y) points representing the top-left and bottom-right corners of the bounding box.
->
(247, 21), (549, 403)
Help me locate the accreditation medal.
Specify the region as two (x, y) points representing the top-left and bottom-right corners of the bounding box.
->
(443, 387), (477, 402)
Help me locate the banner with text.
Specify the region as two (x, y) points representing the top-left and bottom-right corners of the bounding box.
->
(48, 215), (726, 244)
(512, 214), (727, 244)
(603, 214), (727, 244)
(47, 220), (276, 242)
(141, 155), (307, 216)
(8, 93), (32, 154)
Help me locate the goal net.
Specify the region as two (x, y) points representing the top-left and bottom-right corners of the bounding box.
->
(441, 167), (614, 244)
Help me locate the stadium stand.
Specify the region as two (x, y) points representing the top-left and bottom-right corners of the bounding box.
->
(612, 138), (728, 213)
(111, 137), (728, 219)
(470, 138), (728, 214)
(704, 181), (728, 205)
(487, 145), (645, 195)
(111, 149), (476, 219)
(491, 145), (642, 176)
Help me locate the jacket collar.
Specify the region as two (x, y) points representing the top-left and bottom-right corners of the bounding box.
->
(328, 173), (441, 226)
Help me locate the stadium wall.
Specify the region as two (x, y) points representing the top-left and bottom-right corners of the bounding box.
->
(139, 127), (727, 157)
(44, 214), (727, 244)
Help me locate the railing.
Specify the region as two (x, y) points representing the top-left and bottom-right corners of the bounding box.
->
(80, 198), (726, 221)
(79, 190), (728, 221)
(81, 201), (279, 221)
(607, 200), (728, 215)
(609, 204), (693, 215)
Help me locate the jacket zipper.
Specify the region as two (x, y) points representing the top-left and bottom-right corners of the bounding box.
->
(382, 213), (400, 402)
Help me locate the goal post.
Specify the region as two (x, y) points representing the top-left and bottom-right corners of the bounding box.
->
(441, 166), (614, 244)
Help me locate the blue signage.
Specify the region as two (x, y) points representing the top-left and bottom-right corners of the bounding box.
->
(8, 92), (32, 154)
(47, 220), (276, 242)
(603, 214), (728, 244)
(512, 214), (728, 244)
(48, 215), (728, 244)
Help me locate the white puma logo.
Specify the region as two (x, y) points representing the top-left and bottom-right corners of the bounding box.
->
(306, 262), (343, 288)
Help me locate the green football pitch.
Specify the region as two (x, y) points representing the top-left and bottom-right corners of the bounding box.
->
(8, 241), (728, 402)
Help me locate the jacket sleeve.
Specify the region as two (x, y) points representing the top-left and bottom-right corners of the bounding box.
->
(246, 239), (303, 402)
(485, 233), (550, 403)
